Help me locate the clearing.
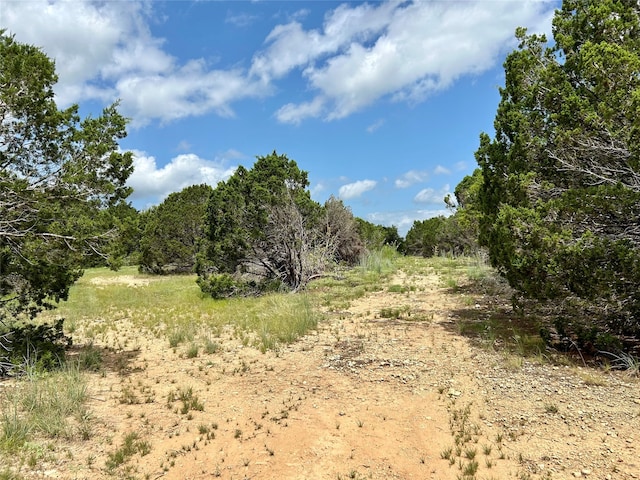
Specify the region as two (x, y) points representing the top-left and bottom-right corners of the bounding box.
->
(1, 257), (638, 480)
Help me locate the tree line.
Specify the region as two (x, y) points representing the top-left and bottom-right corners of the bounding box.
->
(1, 0), (639, 369)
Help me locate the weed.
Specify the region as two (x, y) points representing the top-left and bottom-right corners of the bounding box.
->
(75, 343), (103, 372)
(203, 338), (219, 354)
(105, 432), (151, 471)
(464, 447), (477, 460)
(387, 284), (407, 293)
(600, 351), (640, 376)
(119, 386), (140, 405)
(186, 343), (199, 358)
(379, 305), (410, 319)
(462, 460), (479, 476)
(440, 447), (453, 460)
(0, 469), (24, 480)
(0, 365), (88, 447)
(544, 403), (559, 414)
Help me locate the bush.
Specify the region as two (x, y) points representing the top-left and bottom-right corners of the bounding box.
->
(196, 273), (282, 299)
(0, 319), (72, 376)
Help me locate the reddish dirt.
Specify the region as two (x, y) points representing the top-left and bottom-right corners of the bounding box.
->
(6, 269), (640, 480)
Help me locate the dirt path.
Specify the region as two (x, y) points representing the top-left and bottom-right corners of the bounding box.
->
(28, 268), (640, 479)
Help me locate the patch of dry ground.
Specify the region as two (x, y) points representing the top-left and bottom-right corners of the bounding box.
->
(10, 268), (640, 479)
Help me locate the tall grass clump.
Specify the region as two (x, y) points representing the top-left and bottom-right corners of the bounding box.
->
(231, 294), (320, 352)
(0, 365), (89, 451)
(359, 245), (400, 276)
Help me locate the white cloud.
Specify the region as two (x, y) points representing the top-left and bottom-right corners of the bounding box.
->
(434, 165), (451, 175)
(2, 1), (173, 107)
(275, 97), (325, 125)
(395, 170), (429, 189)
(268, 0), (554, 122)
(116, 63), (268, 126)
(225, 11), (259, 28)
(366, 119), (385, 133)
(338, 179), (377, 200)
(414, 184), (452, 205)
(250, 1), (397, 83)
(127, 151), (236, 206)
(2, 1), (269, 125)
(2, 0), (555, 126)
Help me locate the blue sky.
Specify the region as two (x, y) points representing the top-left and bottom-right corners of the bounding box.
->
(2, 0), (557, 235)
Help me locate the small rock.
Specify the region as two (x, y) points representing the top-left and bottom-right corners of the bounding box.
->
(581, 469), (592, 476)
(573, 471), (582, 477)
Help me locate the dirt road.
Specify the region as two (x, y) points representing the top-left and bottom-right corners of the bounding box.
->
(29, 267), (640, 480)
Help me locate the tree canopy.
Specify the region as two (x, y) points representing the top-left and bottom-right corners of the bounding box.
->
(197, 151), (365, 297)
(139, 184), (212, 274)
(0, 33), (133, 324)
(405, 169), (482, 258)
(475, 0), (640, 342)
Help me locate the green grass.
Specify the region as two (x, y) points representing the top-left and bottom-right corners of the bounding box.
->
(105, 432), (151, 471)
(0, 365), (89, 452)
(44, 266), (323, 353)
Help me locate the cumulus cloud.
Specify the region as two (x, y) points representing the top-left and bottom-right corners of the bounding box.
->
(127, 151), (237, 206)
(250, 1), (397, 83)
(275, 97), (325, 125)
(338, 180), (377, 200)
(2, 0), (268, 124)
(414, 184), (452, 205)
(116, 63), (268, 127)
(395, 170), (429, 189)
(433, 165), (451, 175)
(265, 0), (554, 122)
(2, 0), (555, 126)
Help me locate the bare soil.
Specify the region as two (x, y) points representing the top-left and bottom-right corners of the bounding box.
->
(11, 268), (640, 479)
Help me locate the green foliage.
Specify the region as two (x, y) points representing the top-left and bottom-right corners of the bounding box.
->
(356, 218), (404, 252)
(359, 245), (401, 275)
(0, 34), (133, 328)
(1, 319), (72, 376)
(405, 216), (448, 257)
(139, 184), (212, 274)
(476, 1), (640, 342)
(50, 266), (322, 354)
(105, 432), (151, 471)
(200, 151), (357, 294)
(196, 273), (281, 299)
(407, 169), (483, 258)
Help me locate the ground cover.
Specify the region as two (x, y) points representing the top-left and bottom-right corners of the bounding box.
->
(0, 254), (638, 480)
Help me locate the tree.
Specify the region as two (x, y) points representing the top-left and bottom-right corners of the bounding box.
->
(0, 34), (133, 325)
(323, 196), (364, 264)
(139, 184), (212, 274)
(405, 170), (483, 258)
(475, 0), (640, 344)
(355, 219), (404, 252)
(199, 151), (327, 296)
(405, 216), (447, 257)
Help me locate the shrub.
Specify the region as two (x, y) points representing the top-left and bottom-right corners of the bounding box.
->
(1, 319), (71, 376)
